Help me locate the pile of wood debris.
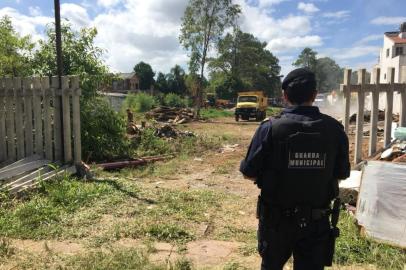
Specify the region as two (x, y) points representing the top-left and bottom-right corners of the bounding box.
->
(146, 106), (195, 124)
(154, 124), (195, 139)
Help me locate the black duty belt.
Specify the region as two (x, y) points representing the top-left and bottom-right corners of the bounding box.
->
(281, 207), (331, 220)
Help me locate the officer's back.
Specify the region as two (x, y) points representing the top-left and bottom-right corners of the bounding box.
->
(240, 68), (350, 270)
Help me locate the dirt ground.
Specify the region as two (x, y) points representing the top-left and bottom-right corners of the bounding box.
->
(1, 117), (386, 270)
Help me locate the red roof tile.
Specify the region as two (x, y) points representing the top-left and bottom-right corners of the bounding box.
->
(387, 34), (406, 44)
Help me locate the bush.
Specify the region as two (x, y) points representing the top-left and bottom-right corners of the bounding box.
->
(81, 97), (130, 161)
(163, 93), (189, 108)
(135, 128), (172, 156)
(122, 92), (156, 113)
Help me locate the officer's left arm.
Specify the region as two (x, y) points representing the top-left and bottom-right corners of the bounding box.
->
(239, 121), (271, 179)
(333, 126), (351, 180)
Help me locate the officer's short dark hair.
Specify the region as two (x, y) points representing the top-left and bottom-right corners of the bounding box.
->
(282, 68), (317, 104)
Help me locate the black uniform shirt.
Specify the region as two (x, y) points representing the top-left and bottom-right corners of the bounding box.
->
(240, 106), (350, 185)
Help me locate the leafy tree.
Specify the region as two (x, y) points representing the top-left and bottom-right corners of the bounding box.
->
(209, 30), (281, 98)
(180, 0), (241, 117)
(32, 22), (109, 99)
(0, 16), (34, 76)
(134, 61), (155, 90)
(293, 48), (344, 92)
(316, 57), (343, 92)
(166, 65), (187, 95)
(155, 72), (169, 93)
(293, 47), (317, 71)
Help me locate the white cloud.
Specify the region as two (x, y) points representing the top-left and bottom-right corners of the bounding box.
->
(97, 0), (122, 8)
(258, 0), (288, 8)
(354, 34), (382, 46)
(0, 7), (52, 42)
(28, 6), (42, 16)
(322, 10), (350, 19)
(91, 0), (189, 72)
(371, 16), (406, 25)
(61, 3), (91, 30)
(297, 2), (319, 13)
(267, 35), (323, 52)
(320, 46), (380, 61)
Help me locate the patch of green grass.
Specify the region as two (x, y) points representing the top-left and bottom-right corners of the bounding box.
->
(0, 176), (118, 239)
(134, 128), (224, 158)
(216, 225), (257, 243)
(200, 108), (234, 119)
(239, 242), (257, 257)
(223, 261), (249, 270)
(213, 160), (236, 174)
(145, 223), (195, 242)
(111, 189), (221, 243)
(334, 212), (406, 269)
(0, 237), (15, 258)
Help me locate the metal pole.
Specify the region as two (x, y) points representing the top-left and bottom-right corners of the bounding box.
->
(54, 0), (65, 161)
(54, 0), (63, 85)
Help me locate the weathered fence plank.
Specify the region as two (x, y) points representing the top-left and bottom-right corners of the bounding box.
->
(42, 78), (53, 160)
(13, 78), (24, 159)
(23, 78), (34, 156)
(0, 79), (6, 162)
(384, 68), (395, 147)
(33, 78), (43, 156)
(61, 77), (72, 163)
(5, 78), (16, 161)
(51, 77), (63, 161)
(369, 68), (380, 156)
(342, 69), (352, 133)
(71, 77), (82, 164)
(354, 69), (366, 164)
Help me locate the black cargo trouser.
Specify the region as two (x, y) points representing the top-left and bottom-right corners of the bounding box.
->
(257, 199), (331, 270)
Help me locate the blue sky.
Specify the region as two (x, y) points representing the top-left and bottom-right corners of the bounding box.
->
(1, 0), (406, 76)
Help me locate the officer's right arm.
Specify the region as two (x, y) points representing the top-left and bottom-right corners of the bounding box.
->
(239, 122), (271, 180)
(333, 126), (351, 180)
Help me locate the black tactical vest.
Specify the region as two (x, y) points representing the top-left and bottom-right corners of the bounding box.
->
(263, 114), (339, 208)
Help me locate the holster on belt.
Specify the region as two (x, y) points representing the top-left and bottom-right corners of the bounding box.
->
(324, 198), (341, 266)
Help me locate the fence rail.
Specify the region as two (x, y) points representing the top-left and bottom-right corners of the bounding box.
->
(0, 76), (81, 165)
(340, 67), (406, 165)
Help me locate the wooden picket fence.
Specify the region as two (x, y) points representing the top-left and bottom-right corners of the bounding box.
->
(341, 67), (406, 165)
(0, 76), (82, 192)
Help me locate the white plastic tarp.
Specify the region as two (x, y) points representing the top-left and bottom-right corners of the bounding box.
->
(356, 161), (406, 248)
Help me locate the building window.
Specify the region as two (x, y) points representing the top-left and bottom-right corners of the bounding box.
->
(384, 73), (387, 80)
(386, 48), (390, 58)
(396, 47), (404, 56)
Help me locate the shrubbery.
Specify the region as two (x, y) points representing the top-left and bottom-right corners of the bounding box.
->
(163, 93), (190, 107)
(122, 92), (156, 113)
(81, 97), (130, 161)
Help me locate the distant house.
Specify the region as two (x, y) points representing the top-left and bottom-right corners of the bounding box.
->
(377, 22), (406, 83)
(109, 72), (140, 93)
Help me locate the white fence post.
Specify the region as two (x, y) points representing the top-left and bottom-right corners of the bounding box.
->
(384, 68), (395, 147)
(369, 68), (380, 156)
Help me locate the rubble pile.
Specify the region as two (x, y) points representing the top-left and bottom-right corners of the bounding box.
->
(350, 110), (399, 123)
(154, 124), (195, 139)
(372, 128), (406, 162)
(146, 106), (195, 124)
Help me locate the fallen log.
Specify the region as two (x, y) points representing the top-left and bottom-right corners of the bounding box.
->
(98, 156), (171, 170)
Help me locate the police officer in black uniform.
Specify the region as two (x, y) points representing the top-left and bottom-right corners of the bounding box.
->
(240, 68), (350, 270)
